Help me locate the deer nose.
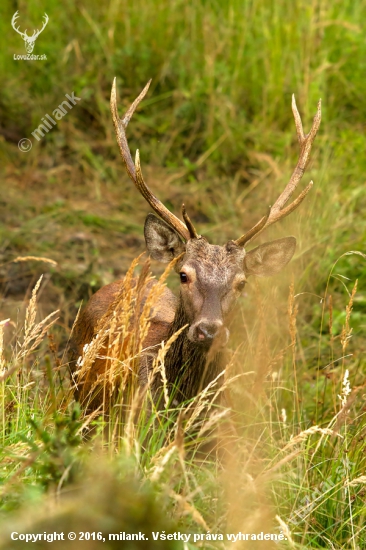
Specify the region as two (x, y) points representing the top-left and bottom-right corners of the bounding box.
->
(196, 322), (222, 342)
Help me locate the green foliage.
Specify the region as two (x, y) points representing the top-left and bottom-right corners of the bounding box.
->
(1, 0), (366, 547)
(0, 458), (182, 550)
(19, 404), (83, 490)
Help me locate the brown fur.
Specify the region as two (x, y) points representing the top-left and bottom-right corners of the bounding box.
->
(69, 279), (177, 408)
(69, 220), (296, 411)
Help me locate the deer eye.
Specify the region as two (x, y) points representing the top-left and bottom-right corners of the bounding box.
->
(180, 272), (189, 284)
(236, 280), (246, 292)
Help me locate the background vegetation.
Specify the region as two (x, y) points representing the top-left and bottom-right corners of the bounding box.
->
(0, 0), (365, 548)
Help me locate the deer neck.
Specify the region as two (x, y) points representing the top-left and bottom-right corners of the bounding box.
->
(161, 296), (224, 403)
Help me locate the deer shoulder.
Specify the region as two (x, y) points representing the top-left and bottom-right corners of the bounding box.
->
(72, 278), (177, 365)
(70, 278), (178, 405)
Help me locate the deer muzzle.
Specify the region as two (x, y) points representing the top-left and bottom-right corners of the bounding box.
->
(188, 320), (229, 348)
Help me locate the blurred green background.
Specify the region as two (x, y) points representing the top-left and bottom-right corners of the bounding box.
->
(1, 1), (366, 547)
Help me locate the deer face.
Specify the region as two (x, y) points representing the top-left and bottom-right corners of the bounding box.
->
(144, 214), (296, 347)
(24, 35), (37, 53)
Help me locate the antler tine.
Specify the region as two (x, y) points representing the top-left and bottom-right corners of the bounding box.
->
(235, 97), (321, 247)
(110, 78), (150, 182)
(11, 11), (19, 24)
(11, 11), (24, 36)
(34, 16), (48, 38)
(272, 96), (321, 211)
(182, 203), (199, 239)
(36, 13), (49, 36)
(111, 79), (190, 242)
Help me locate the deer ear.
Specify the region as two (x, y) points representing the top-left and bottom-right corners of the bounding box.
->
(244, 237), (296, 277)
(144, 214), (186, 262)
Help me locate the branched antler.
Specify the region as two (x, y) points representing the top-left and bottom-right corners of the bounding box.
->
(33, 13), (49, 39)
(110, 81), (320, 246)
(11, 11), (49, 39)
(235, 96), (321, 246)
(11, 11), (26, 38)
(110, 79), (192, 242)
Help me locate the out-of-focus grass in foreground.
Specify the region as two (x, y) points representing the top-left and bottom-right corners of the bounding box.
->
(1, 0), (366, 548)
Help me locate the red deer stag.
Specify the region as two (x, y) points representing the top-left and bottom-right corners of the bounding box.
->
(70, 80), (321, 410)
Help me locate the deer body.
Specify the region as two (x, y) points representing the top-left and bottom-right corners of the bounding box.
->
(71, 278), (224, 407)
(71, 280), (175, 406)
(70, 80), (321, 410)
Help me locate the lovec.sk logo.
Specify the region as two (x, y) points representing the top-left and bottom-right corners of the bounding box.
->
(12, 10), (48, 60)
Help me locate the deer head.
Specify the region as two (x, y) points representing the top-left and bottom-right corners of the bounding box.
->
(11, 11), (49, 54)
(110, 80), (321, 348)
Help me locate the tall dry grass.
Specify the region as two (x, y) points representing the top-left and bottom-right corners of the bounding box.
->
(0, 251), (365, 548)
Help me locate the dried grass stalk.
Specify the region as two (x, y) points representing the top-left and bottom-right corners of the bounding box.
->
(0, 320), (9, 374)
(282, 425), (342, 452)
(151, 324), (188, 408)
(75, 254), (181, 411)
(346, 476), (366, 487)
(19, 276), (59, 360)
(288, 279), (298, 348)
(169, 490), (210, 530)
(340, 280), (358, 353)
(12, 256), (57, 266)
(276, 515), (296, 548)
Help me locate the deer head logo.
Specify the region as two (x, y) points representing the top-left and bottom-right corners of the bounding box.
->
(11, 11), (49, 54)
